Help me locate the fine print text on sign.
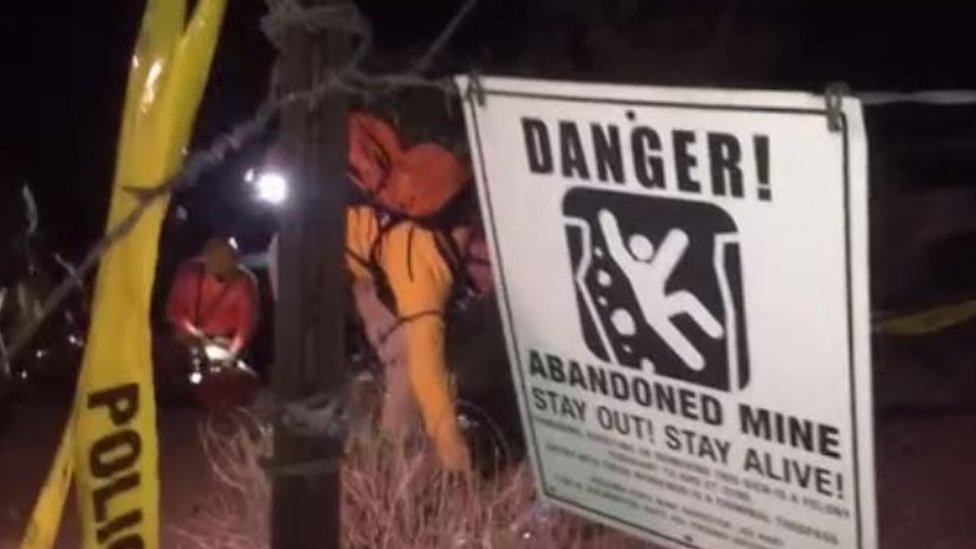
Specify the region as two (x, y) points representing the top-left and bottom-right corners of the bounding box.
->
(458, 76), (875, 549)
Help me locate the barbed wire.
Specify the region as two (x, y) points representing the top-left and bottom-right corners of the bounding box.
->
(415, 0), (480, 75)
(859, 90), (976, 106)
(3, 0), (478, 371)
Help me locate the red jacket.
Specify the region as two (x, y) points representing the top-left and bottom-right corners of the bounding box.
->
(166, 259), (259, 354)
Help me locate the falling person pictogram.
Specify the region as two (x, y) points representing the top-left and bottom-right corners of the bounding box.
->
(598, 209), (724, 371)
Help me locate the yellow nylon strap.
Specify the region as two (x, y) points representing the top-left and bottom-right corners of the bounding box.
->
(20, 1), (227, 547)
(879, 298), (976, 336)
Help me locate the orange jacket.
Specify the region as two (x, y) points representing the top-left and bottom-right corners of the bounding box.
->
(347, 112), (471, 218)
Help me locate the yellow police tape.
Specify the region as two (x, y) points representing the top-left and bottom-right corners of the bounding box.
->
(20, 0), (226, 547)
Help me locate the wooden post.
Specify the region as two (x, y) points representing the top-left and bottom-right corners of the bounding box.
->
(272, 0), (348, 546)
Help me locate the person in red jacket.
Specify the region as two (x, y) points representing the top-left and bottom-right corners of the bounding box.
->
(161, 236), (260, 409)
(166, 237), (259, 357)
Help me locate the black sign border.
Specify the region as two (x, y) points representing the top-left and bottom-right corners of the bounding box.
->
(466, 85), (860, 549)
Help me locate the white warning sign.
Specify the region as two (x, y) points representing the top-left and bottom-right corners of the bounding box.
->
(457, 76), (876, 549)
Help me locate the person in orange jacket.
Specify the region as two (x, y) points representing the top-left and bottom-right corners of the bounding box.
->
(270, 212), (475, 471)
(345, 206), (477, 471)
(265, 110), (480, 471)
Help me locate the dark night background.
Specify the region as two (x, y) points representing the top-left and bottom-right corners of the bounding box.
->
(6, 4), (976, 546)
(3, 1), (976, 312)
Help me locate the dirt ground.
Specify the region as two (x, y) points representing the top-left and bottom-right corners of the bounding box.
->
(0, 400), (213, 549)
(3, 354), (976, 548)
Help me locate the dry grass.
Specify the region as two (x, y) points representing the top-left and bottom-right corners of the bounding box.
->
(171, 404), (654, 549)
(340, 426), (651, 549)
(169, 409), (271, 549)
